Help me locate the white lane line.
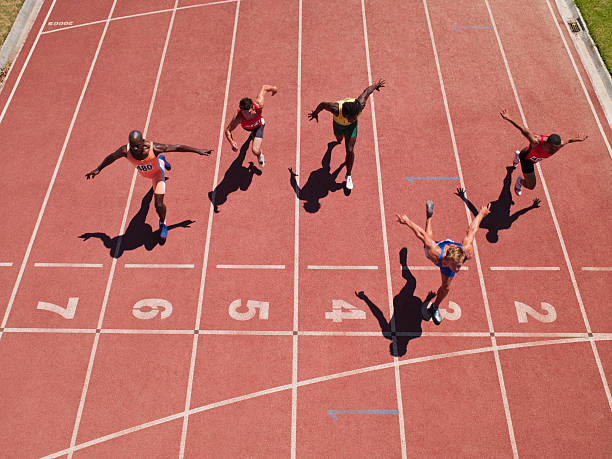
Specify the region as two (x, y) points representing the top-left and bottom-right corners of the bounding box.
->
(490, 266), (560, 271)
(0, 0), (58, 121)
(34, 263), (103, 268)
(124, 263), (194, 269)
(307, 265), (378, 270)
(216, 264), (285, 269)
(67, 2), (178, 456)
(403, 266), (468, 271)
(0, 1), (113, 342)
(179, 2), (240, 456)
(4, 328), (96, 333)
(485, 0), (612, 412)
(40, 0), (238, 35)
(0, 262), (13, 267)
(423, 2), (517, 456)
(582, 267), (612, 271)
(360, 1), (406, 456)
(43, 335), (593, 458)
(291, 1), (302, 456)
(544, 0), (611, 159)
(101, 329), (193, 334)
(0, 328), (599, 339)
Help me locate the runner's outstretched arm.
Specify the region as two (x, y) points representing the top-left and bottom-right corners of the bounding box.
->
(356, 78), (385, 108)
(461, 203), (491, 256)
(85, 146), (127, 179)
(255, 84), (278, 108)
(499, 109), (539, 145)
(562, 134), (588, 146)
(308, 101), (338, 122)
(154, 143), (212, 156)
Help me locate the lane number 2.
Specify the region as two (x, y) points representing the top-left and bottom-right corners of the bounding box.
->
(514, 301), (557, 323)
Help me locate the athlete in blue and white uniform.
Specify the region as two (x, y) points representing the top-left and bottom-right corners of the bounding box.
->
(397, 200), (490, 325)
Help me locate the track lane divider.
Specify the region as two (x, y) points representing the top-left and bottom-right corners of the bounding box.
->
(422, 1), (518, 455)
(485, 0), (612, 412)
(179, 1), (241, 456)
(0, 0), (115, 345)
(0, 0), (57, 121)
(360, 0), (407, 456)
(66, 2), (180, 456)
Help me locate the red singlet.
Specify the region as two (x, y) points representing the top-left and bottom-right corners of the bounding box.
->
(524, 135), (555, 163)
(238, 102), (264, 130)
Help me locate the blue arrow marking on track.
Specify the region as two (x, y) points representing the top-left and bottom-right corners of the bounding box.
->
(328, 409), (400, 421)
(406, 176), (459, 183)
(452, 26), (494, 30)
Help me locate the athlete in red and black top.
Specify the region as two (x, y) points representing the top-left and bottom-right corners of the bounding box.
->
(500, 109), (588, 195)
(225, 85), (278, 168)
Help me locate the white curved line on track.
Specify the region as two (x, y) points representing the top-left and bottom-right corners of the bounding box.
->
(40, 0), (238, 35)
(41, 336), (594, 457)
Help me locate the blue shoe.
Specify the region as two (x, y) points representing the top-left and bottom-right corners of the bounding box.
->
(160, 222), (168, 240)
(160, 154), (171, 171)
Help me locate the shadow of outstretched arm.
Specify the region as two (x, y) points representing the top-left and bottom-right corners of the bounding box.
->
(79, 232), (113, 249)
(289, 168), (301, 198)
(509, 198), (541, 224)
(168, 219), (195, 230)
(455, 188), (479, 217)
(355, 290), (391, 336)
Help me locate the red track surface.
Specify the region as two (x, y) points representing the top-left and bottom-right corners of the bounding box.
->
(0, 0), (611, 457)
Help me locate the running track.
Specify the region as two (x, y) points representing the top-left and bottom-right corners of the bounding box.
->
(0, 0), (611, 457)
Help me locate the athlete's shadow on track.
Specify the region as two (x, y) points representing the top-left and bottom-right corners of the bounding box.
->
(355, 248), (436, 357)
(79, 188), (195, 258)
(456, 166), (541, 243)
(289, 141), (345, 213)
(208, 135), (262, 213)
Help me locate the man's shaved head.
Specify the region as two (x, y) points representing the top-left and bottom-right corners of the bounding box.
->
(129, 130), (143, 145)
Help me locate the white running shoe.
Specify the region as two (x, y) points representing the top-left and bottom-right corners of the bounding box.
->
(514, 176), (523, 196)
(431, 306), (443, 325)
(345, 175), (353, 190)
(513, 150), (520, 168)
(258, 153), (265, 167)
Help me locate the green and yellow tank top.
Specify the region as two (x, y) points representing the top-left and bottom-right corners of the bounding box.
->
(333, 98), (360, 126)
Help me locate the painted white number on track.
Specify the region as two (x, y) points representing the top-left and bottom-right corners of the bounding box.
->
(132, 298), (173, 320)
(440, 301), (461, 321)
(228, 299), (269, 321)
(37, 297), (78, 319)
(325, 300), (366, 323)
(514, 301), (557, 323)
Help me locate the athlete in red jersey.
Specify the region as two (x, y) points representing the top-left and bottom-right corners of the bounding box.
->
(85, 130), (212, 241)
(500, 109), (587, 195)
(225, 84), (278, 168)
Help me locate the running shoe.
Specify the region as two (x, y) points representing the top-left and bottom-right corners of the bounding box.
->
(345, 175), (353, 190)
(431, 306), (443, 325)
(512, 150), (520, 168)
(160, 221), (168, 240)
(160, 154), (171, 171)
(258, 153), (265, 167)
(426, 200), (434, 218)
(514, 176), (523, 196)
